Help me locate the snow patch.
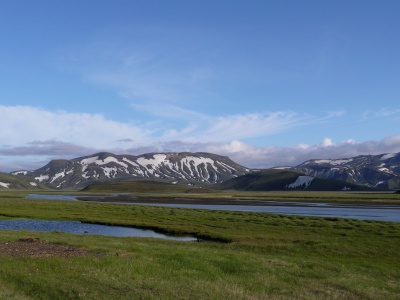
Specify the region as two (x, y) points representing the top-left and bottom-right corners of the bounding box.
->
(35, 175), (49, 182)
(50, 170), (66, 183)
(12, 171), (28, 175)
(286, 176), (314, 189)
(80, 156), (99, 165)
(137, 154), (167, 167)
(0, 182), (11, 188)
(103, 167), (117, 178)
(30, 182), (37, 187)
(380, 153), (397, 161)
(56, 181), (66, 188)
(95, 157), (128, 168)
(122, 157), (139, 166)
(314, 159), (353, 165)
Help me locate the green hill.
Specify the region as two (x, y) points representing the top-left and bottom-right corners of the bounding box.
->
(0, 173), (47, 190)
(81, 179), (206, 194)
(215, 169), (378, 191)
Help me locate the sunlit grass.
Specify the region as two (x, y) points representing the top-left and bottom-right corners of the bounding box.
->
(0, 191), (399, 299)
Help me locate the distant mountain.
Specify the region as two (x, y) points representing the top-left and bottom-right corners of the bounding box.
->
(215, 169), (375, 191)
(0, 172), (47, 190)
(9, 151), (400, 191)
(15, 152), (250, 189)
(292, 152), (400, 190)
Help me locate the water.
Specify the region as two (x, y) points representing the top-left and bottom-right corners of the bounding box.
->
(25, 194), (78, 201)
(25, 194), (400, 222)
(0, 220), (197, 241)
(131, 203), (400, 222)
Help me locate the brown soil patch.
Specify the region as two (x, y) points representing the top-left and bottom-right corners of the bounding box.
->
(0, 238), (101, 257)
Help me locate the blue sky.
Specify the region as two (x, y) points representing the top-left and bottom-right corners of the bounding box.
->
(1, 0), (400, 171)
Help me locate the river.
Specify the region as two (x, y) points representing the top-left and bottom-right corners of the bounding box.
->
(24, 194), (400, 222)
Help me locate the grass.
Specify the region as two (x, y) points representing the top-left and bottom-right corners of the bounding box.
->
(0, 190), (400, 299)
(81, 180), (400, 203)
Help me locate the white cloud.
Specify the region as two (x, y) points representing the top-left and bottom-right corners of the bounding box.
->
(139, 136), (400, 169)
(123, 135), (400, 169)
(0, 105), (152, 148)
(319, 138), (334, 147)
(0, 105), (327, 149)
(2, 134), (400, 172)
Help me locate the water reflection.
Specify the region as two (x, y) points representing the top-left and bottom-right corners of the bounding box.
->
(0, 220), (197, 241)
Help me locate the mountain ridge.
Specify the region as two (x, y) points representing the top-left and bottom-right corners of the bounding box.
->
(11, 151), (250, 189)
(291, 152), (400, 189)
(6, 151), (400, 190)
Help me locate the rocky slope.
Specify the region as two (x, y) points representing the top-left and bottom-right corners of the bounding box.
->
(292, 152), (400, 189)
(15, 152), (250, 189)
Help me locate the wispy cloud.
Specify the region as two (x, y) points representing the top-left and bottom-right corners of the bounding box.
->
(362, 108), (400, 120)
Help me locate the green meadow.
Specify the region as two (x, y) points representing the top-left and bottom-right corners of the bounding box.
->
(0, 189), (399, 299)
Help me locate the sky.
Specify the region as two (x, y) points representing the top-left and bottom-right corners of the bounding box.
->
(1, 0), (400, 172)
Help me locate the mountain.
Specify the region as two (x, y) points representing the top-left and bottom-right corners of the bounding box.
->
(292, 152), (400, 189)
(17, 152), (250, 189)
(0, 172), (47, 190)
(10, 151), (400, 191)
(215, 169), (375, 191)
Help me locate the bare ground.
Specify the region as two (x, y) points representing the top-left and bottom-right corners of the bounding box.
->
(0, 238), (102, 257)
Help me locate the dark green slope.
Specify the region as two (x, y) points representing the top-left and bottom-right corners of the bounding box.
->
(215, 169), (378, 191)
(81, 179), (205, 193)
(215, 169), (301, 191)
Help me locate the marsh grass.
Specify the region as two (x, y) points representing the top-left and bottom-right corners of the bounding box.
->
(0, 191), (399, 299)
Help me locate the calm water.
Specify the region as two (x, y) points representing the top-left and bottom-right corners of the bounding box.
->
(0, 220), (197, 241)
(132, 203), (400, 222)
(25, 194), (400, 222)
(25, 194), (78, 201)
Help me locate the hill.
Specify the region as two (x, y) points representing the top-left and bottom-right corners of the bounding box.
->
(293, 152), (400, 189)
(82, 179), (204, 194)
(215, 169), (377, 191)
(0, 172), (47, 190)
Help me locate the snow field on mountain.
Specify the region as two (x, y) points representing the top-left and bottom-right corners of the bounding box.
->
(0, 182), (11, 188)
(35, 175), (49, 182)
(313, 159), (353, 165)
(50, 170), (67, 183)
(286, 176), (314, 189)
(380, 153), (397, 160)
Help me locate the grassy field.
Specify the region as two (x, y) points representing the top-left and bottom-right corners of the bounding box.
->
(0, 190), (399, 299)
